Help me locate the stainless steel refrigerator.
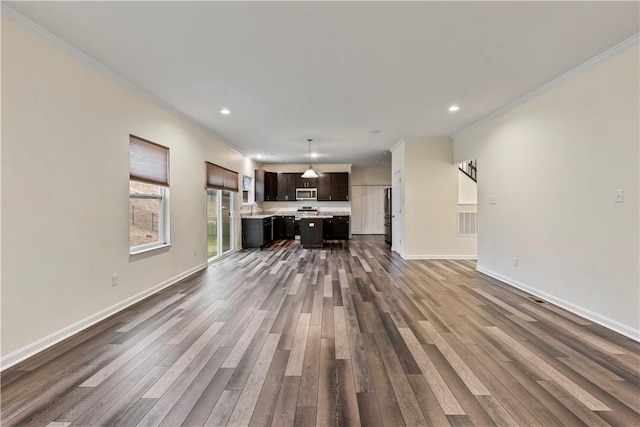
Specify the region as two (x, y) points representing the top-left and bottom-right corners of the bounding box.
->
(384, 188), (392, 244)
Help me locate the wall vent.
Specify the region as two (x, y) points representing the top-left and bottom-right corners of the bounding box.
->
(457, 211), (477, 236)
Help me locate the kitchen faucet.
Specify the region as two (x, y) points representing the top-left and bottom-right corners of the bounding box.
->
(250, 202), (258, 216)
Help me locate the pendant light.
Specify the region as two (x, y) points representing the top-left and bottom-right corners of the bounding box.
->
(301, 139), (319, 179)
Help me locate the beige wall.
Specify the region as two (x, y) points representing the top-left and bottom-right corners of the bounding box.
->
(351, 164), (391, 186)
(454, 46), (639, 338)
(1, 19), (259, 363)
(401, 138), (477, 259)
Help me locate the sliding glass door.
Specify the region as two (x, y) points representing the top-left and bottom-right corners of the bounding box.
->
(221, 190), (233, 254)
(207, 189), (235, 261)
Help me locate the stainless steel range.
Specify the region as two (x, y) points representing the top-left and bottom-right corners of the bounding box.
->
(295, 206), (318, 220)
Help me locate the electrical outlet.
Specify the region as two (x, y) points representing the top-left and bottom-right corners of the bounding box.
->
(194, 248), (198, 256)
(514, 257), (519, 267)
(112, 274), (118, 287)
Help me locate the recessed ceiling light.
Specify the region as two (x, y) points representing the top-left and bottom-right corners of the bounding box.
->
(310, 153), (318, 158)
(255, 154), (262, 159)
(220, 108), (231, 115)
(448, 105), (460, 112)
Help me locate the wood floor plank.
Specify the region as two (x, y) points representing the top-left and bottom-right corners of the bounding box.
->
(91, 366), (166, 426)
(372, 328), (429, 426)
(284, 313), (311, 376)
(2, 236), (638, 427)
(333, 306), (351, 360)
(248, 350), (289, 427)
(487, 325), (611, 411)
(419, 320), (491, 396)
(204, 389), (241, 427)
(407, 374), (452, 427)
(144, 321), (224, 398)
(116, 293), (185, 333)
(222, 310), (269, 369)
(271, 376), (300, 427)
(135, 342), (228, 426)
(475, 395), (519, 427)
(297, 324), (321, 406)
(335, 359), (362, 426)
(398, 327), (466, 416)
(157, 348), (233, 427)
(80, 316), (181, 388)
(316, 338), (338, 427)
(357, 392), (384, 427)
(179, 366), (234, 427)
(226, 333), (281, 426)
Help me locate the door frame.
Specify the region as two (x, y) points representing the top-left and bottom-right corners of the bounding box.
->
(392, 170), (403, 254)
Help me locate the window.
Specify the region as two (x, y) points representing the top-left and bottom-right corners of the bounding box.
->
(129, 135), (170, 253)
(242, 175), (252, 204)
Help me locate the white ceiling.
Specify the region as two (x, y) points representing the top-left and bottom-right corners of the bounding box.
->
(6, 1), (639, 167)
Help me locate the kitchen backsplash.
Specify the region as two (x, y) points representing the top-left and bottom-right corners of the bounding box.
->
(262, 200), (351, 213)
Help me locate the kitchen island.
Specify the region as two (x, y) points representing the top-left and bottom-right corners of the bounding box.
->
(241, 208), (350, 249)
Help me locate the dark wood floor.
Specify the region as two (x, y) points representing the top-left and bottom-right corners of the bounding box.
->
(2, 236), (639, 426)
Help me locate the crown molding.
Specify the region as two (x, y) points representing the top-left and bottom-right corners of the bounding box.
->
(453, 33), (640, 139)
(1, 5), (248, 158)
(389, 138), (405, 153)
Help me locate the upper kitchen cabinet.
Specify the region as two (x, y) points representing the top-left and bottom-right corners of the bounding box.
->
(332, 172), (349, 201)
(255, 170), (265, 202)
(317, 172), (349, 201)
(256, 170), (278, 201)
(277, 173), (297, 201)
(317, 174), (331, 200)
(296, 175), (318, 189)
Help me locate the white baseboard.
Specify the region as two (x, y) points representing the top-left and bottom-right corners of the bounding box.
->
(402, 254), (478, 260)
(476, 266), (640, 342)
(0, 263), (208, 371)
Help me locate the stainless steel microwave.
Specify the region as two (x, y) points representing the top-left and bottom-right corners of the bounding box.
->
(296, 187), (317, 201)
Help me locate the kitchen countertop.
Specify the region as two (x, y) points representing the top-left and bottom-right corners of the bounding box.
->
(242, 212), (350, 219)
(241, 214), (275, 219)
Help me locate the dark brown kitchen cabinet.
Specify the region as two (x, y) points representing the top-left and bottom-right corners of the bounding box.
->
(274, 215), (295, 239)
(316, 172), (349, 201)
(296, 175), (318, 189)
(331, 172), (349, 201)
(277, 173), (297, 201)
(284, 216), (295, 238)
(317, 174), (332, 201)
(332, 216), (350, 239)
(264, 172), (278, 201)
(242, 217), (272, 248)
(323, 217), (333, 239)
(255, 169), (278, 202)
(254, 169), (265, 202)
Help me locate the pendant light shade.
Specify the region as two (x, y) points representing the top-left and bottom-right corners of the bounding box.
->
(301, 139), (319, 179)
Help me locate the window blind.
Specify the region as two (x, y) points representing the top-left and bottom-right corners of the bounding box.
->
(206, 162), (238, 192)
(129, 135), (169, 186)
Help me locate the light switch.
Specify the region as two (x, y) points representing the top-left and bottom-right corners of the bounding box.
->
(489, 196), (497, 205)
(614, 190), (624, 203)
